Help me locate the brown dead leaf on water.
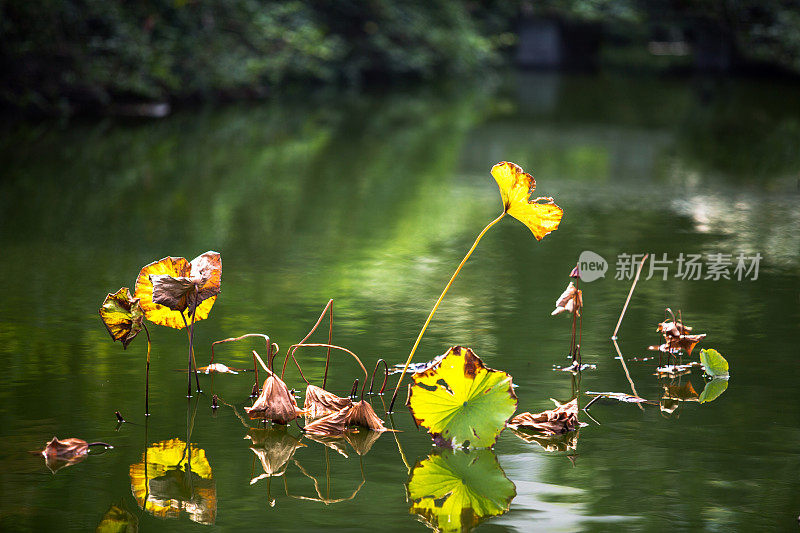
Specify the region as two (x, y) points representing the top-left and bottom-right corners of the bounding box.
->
(304, 401), (389, 436)
(303, 384), (352, 419)
(551, 281), (583, 317)
(245, 375), (304, 424)
(40, 437), (89, 473)
(507, 399), (579, 436)
(650, 319), (706, 355)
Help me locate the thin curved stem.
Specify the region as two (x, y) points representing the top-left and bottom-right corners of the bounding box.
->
(388, 211), (506, 412)
(283, 343), (369, 397)
(211, 333), (271, 366)
(292, 300), (335, 389)
(369, 359), (389, 395)
(143, 323), (152, 416)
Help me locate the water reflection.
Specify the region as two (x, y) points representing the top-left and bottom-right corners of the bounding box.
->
(128, 438), (216, 525)
(407, 448), (516, 532)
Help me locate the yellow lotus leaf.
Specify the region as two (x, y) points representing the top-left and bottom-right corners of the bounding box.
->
(408, 346), (517, 448)
(129, 438), (215, 524)
(99, 287), (144, 348)
(133, 251), (221, 329)
(491, 161), (563, 240)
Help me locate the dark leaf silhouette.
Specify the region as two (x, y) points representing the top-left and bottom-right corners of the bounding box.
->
(245, 374), (304, 424)
(99, 288), (144, 348)
(507, 399), (579, 436)
(134, 251), (222, 330)
(303, 384), (352, 419)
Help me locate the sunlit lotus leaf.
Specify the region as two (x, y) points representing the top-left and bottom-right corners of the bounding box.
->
(129, 438), (215, 524)
(246, 427), (306, 482)
(408, 346), (517, 448)
(245, 375), (304, 424)
(551, 281), (583, 317)
(491, 161), (563, 240)
(510, 429), (579, 452)
(304, 384), (352, 419)
(304, 400), (388, 435)
(95, 503), (138, 533)
(40, 437), (89, 473)
(99, 287), (144, 349)
(699, 378), (729, 403)
(700, 348), (729, 378)
(133, 252), (221, 329)
(408, 449), (516, 532)
(507, 398), (579, 436)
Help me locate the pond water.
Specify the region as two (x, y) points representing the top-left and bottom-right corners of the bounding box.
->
(1, 72), (799, 532)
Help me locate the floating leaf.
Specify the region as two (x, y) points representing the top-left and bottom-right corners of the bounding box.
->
(408, 346), (517, 448)
(247, 427), (306, 482)
(245, 374), (304, 424)
(408, 449), (516, 532)
(304, 400), (388, 435)
(699, 348), (730, 378)
(99, 288), (144, 349)
(40, 437), (89, 473)
(491, 161), (563, 240)
(551, 282), (582, 316)
(96, 503), (138, 533)
(134, 251), (221, 329)
(303, 384), (352, 419)
(196, 363), (239, 374)
(129, 438), (216, 524)
(507, 398), (579, 436)
(699, 378), (729, 403)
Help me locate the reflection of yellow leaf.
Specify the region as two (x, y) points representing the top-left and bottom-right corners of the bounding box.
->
(95, 503), (138, 533)
(129, 438), (215, 524)
(491, 161), (563, 241)
(133, 252), (221, 330)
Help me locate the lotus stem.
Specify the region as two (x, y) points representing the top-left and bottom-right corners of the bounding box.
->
(211, 333), (271, 366)
(388, 211), (506, 412)
(293, 300), (334, 388)
(349, 379), (359, 398)
(369, 359), (389, 395)
(612, 254), (649, 340)
(143, 323), (151, 416)
(282, 343), (369, 397)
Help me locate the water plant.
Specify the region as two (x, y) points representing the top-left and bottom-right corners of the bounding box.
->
(389, 161), (563, 411)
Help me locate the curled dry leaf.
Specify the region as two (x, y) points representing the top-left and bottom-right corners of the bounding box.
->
(304, 400), (388, 436)
(41, 437), (89, 473)
(303, 384), (352, 419)
(99, 288), (144, 349)
(245, 375), (304, 424)
(408, 346), (518, 448)
(133, 251), (221, 329)
(649, 320), (706, 355)
(507, 398), (579, 436)
(551, 281), (583, 317)
(491, 161), (563, 240)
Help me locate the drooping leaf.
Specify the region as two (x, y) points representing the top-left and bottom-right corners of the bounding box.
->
(303, 384), (352, 419)
(133, 251), (221, 330)
(40, 437), (89, 473)
(551, 281), (583, 317)
(699, 378), (729, 403)
(245, 375), (304, 424)
(246, 427), (305, 482)
(650, 319), (706, 355)
(99, 288), (144, 349)
(408, 346), (518, 448)
(303, 400), (388, 435)
(129, 438), (215, 524)
(95, 503), (138, 533)
(699, 348), (730, 378)
(408, 449), (516, 532)
(491, 161), (563, 241)
(507, 398), (579, 436)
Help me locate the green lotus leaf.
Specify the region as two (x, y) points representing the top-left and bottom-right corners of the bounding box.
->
(699, 348), (729, 378)
(408, 449), (516, 532)
(699, 378), (729, 403)
(99, 287), (144, 349)
(408, 346), (517, 448)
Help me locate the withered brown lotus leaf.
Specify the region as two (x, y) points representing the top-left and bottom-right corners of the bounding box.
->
(304, 400), (388, 435)
(99, 288), (144, 349)
(507, 399), (579, 436)
(344, 401), (389, 432)
(303, 409), (350, 436)
(41, 437), (89, 473)
(551, 281), (583, 317)
(246, 428), (306, 481)
(303, 384), (352, 420)
(652, 320), (705, 355)
(134, 251), (221, 330)
(245, 375), (304, 424)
